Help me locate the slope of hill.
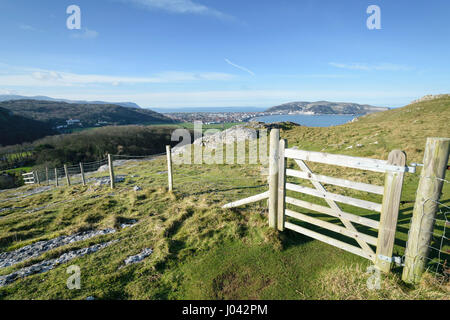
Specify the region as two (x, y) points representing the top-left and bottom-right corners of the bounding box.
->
(0, 100), (174, 128)
(0, 107), (55, 146)
(0, 95), (141, 109)
(267, 101), (389, 115)
(280, 95), (449, 163)
(0, 97), (448, 300)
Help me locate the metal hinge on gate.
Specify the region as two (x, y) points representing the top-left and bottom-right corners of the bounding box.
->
(378, 255), (404, 266)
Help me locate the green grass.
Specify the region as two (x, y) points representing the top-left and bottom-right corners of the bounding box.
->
(2, 167), (32, 174)
(0, 97), (449, 300)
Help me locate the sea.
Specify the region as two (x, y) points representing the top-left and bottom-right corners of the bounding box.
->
(252, 114), (357, 127)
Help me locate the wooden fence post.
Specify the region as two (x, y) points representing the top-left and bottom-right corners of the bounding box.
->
(375, 150), (407, 273)
(108, 154), (115, 189)
(80, 162), (86, 186)
(55, 168), (59, 187)
(166, 145), (173, 192)
(34, 171), (40, 185)
(402, 137), (450, 284)
(277, 139), (287, 231)
(45, 167), (49, 185)
(268, 129), (280, 229)
(64, 165), (71, 186)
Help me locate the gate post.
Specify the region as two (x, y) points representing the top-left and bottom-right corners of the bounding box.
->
(277, 139), (287, 231)
(402, 137), (450, 284)
(375, 150), (407, 273)
(166, 145), (173, 192)
(268, 129), (280, 229)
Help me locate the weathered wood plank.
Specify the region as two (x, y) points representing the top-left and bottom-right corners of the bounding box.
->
(375, 150), (407, 273)
(285, 209), (378, 246)
(286, 169), (384, 195)
(222, 191), (270, 209)
(292, 159), (376, 258)
(285, 222), (375, 261)
(286, 183), (382, 212)
(285, 148), (408, 173)
(285, 196), (380, 229)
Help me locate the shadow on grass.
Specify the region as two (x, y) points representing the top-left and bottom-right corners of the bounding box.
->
(182, 184), (267, 197)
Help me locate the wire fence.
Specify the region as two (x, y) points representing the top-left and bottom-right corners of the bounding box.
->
(403, 198), (449, 284)
(170, 151), (269, 207)
(402, 166), (450, 284)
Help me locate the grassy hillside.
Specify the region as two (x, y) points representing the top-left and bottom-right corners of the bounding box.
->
(0, 100), (174, 128)
(0, 98), (448, 300)
(0, 107), (55, 146)
(0, 125), (179, 174)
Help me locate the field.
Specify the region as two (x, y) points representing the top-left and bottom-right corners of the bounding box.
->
(0, 97), (449, 300)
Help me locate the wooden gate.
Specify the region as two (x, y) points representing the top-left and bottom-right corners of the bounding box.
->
(223, 129), (414, 272)
(22, 172), (36, 185)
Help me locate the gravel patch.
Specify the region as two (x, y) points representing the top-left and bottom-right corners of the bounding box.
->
(0, 228), (116, 269)
(0, 240), (119, 287)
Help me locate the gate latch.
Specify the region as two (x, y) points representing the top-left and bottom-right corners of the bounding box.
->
(378, 255), (403, 266)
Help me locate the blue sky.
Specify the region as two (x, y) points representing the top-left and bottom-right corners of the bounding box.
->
(0, 0), (449, 109)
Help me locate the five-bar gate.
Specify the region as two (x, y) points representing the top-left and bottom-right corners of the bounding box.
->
(223, 129), (414, 272)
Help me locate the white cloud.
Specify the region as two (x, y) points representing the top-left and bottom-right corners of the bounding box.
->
(71, 28), (99, 39)
(225, 59), (255, 76)
(0, 65), (234, 87)
(329, 62), (412, 72)
(119, 0), (232, 20)
(19, 24), (38, 31)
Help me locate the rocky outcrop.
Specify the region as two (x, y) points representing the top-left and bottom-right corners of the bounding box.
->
(0, 240), (119, 287)
(122, 248), (153, 267)
(173, 124), (260, 154)
(0, 228), (116, 269)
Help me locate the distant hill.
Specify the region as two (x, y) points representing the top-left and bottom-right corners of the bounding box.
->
(0, 106), (55, 146)
(0, 95), (142, 109)
(266, 101), (389, 115)
(0, 100), (175, 128)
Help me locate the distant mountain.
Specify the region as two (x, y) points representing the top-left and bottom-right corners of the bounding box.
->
(0, 95), (142, 109)
(0, 106), (55, 146)
(0, 100), (175, 128)
(266, 101), (389, 115)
